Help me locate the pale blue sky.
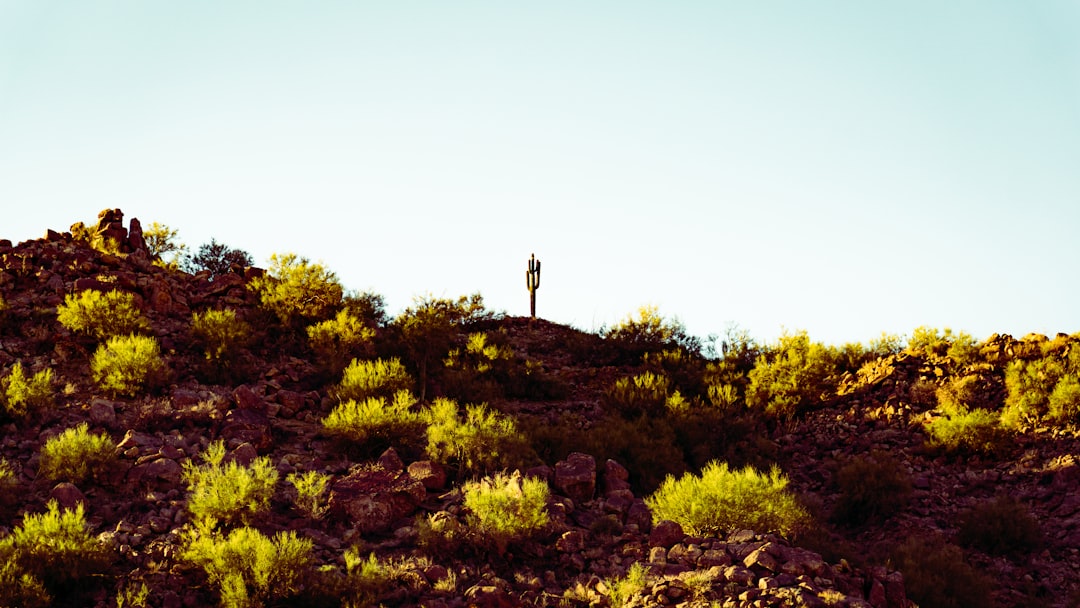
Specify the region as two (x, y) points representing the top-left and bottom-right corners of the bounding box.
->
(2, 2), (1078, 346)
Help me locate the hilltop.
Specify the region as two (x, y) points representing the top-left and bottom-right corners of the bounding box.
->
(0, 209), (1078, 607)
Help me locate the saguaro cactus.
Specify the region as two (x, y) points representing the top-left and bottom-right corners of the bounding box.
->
(526, 253), (541, 319)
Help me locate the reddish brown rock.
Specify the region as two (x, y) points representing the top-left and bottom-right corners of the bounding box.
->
(328, 464), (426, 533)
(554, 452), (596, 504)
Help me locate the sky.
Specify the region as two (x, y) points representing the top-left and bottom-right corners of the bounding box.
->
(2, 2), (1078, 347)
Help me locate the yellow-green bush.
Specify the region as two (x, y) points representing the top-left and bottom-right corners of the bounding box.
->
(286, 470), (331, 520)
(746, 331), (835, 419)
(1002, 357), (1066, 428)
(38, 423), (117, 485)
(926, 409), (1005, 456)
(957, 495), (1041, 556)
(1048, 375), (1080, 423)
(56, 289), (150, 340)
(1, 362), (52, 418)
(606, 563), (649, 608)
(604, 371), (672, 418)
(394, 293), (491, 401)
(191, 309), (251, 362)
(0, 501), (110, 598)
(603, 305), (700, 360)
(462, 472), (549, 555)
(335, 357), (413, 403)
(181, 522), (313, 608)
(424, 399), (533, 476)
(248, 253), (343, 326)
(91, 334), (167, 397)
(321, 391), (425, 458)
(307, 309), (375, 373)
(646, 461), (811, 538)
(183, 441), (279, 527)
(832, 451), (911, 526)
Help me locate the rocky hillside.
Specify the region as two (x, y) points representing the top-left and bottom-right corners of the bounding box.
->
(0, 209), (1076, 607)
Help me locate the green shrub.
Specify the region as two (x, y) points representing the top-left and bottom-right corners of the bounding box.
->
(56, 289), (150, 340)
(335, 357), (414, 403)
(935, 374), (983, 416)
(191, 309), (251, 362)
(0, 458), (17, 512)
(604, 371), (672, 418)
(322, 549), (430, 607)
(181, 522), (313, 608)
(463, 472), (549, 555)
(143, 222), (188, 268)
(183, 441), (279, 527)
(91, 334), (167, 396)
(926, 409), (1005, 456)
(746, 331), (836, 419)
(946, 331), (980, 368)
(832, 451), (912, 526)
(249, 253), (343, 326)
(606, 562), (649, 608)
(890, 536), (992, 608)
(321, 391), (425, 458)
(603, 305), (700, 360)
(957, 495), (1041, 556)
(1002, 357), (1065, 428)
(307, 310), (375, 374)
(1, 500), (110, 591)
(116, 581), (150, 608)
(286, 471), (331, 520)
(1, 362), (53, 418)
(394, 293), (492, 401)
(0, 553), (51, 608)
(416, 511), (466, 555)
(424, 398), (533, 476)
(646, 461), (811, 538)
(38, 423), (117, 484)
(1048, 375), (1080, 424)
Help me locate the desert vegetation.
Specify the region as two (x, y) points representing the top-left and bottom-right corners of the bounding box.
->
(0, 209), (1076, 606)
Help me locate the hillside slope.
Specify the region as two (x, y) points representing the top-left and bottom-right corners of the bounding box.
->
(0, 209), (1077, 607)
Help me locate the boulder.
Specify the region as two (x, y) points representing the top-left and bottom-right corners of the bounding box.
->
(328, 464), (426, 533)
(554, 452), (596, 503)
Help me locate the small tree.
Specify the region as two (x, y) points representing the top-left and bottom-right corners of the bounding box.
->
(394, 293), (490, 401)
(184, 238), (254, 278)
(746, 331), (835, 419)
(249, 253), (343, 326)
(143, 222), (188, 267)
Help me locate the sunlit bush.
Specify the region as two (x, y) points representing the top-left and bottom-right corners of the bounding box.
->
(321, 391), (425, 458)
(286, 470), (332, 520)
(182, 522), (313, 608)
(191, 309), (251, 363)
(926, 409), (1005, 456)
(335, 357), (414, 403)
(38, 423), (117, 485)
(57, 289), (150, 340)
(307, 309), (375, 374)
(462, 472), (549, 555)
(183, 441), (279, 527)
(0, 500), (110, 599)
(604, 371), (671, 418)
(603, 305), (700, 359)
(1002, 357), (1066, 428)
(424, 398), (533, 476)
(1, 362), (52, 418)
(91, 334), (167, 397)
(647, 461), (811, 538)
(249, 252), (343, 326)
(746, 331), (835, 419)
